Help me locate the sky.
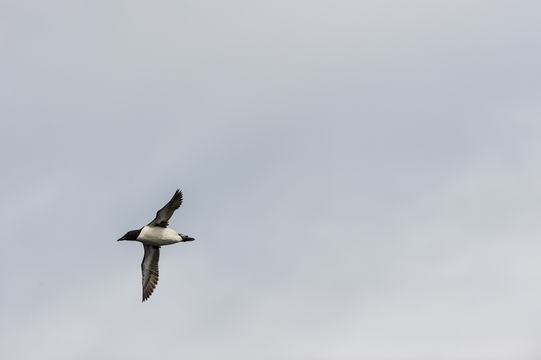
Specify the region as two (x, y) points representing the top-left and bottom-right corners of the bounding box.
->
(1, 0), (541, 359)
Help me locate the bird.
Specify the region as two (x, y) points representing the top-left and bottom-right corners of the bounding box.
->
(118, 189), (195, 302)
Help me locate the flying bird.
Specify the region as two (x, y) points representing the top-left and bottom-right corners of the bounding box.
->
(118, 189), (195, 302)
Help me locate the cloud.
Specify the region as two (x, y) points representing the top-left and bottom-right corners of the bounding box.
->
(1, 1), (541, 359)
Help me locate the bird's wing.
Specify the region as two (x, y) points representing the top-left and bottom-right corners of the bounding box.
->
(141, 245), (160, 302)
(147, 189), (183, 228)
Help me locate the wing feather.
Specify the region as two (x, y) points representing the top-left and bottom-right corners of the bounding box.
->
(147, 189), (183, 228)
(141, 245), (160, 302)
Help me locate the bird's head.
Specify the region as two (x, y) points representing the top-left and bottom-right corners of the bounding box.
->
(117, 229), (141, 241)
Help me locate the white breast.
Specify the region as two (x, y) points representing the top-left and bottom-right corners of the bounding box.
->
(137, 226), (182, 245)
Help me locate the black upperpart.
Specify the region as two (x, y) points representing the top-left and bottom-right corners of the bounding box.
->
(118, 229), (142, 241)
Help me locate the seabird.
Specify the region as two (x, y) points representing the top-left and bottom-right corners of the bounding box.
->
(118, 189), (195, 302)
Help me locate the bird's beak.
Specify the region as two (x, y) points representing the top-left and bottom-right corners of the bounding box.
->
(117, 238), (124, 241)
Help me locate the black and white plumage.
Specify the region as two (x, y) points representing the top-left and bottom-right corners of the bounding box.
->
(118, 189), (195, 302)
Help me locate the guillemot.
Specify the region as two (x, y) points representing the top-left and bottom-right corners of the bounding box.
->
(118, 189), (195, 302)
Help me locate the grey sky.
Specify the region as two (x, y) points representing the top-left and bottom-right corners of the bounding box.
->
(2, 0), (541, 359)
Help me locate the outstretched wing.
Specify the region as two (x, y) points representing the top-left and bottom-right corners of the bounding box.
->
(141, 245), (160, 302)
(147, 189), (183, 228)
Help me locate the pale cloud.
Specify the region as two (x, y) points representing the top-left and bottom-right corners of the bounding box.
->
(1, 1), (541, 359)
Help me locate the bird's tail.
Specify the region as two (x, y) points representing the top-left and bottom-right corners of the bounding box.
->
(179, 233), (195, 242)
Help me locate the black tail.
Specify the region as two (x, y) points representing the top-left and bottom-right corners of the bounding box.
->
(179, 234), (195, 242)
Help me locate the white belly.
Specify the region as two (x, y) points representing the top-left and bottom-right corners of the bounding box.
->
(137, 226), (182, 245)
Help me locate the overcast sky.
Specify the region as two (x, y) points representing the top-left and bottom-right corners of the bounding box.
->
(2, 1), (541, 359)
